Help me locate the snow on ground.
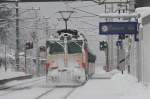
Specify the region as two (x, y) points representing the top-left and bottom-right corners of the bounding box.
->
(0, 87), (52, 99)
(0, 67), (27, 80)
(92, 65), (120, 79)
(0, 76), (52, 99)
(1, 66), (150, 99)
(69, 72), (150, 99)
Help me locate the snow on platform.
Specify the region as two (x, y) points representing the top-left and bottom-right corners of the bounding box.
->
(68, 72), (150, 99)
(91, 66), (119, 79)
(0, 68), (31, 83)
(91, 70), (119, 79)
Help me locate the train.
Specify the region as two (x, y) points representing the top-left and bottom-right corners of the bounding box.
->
(45, 29), (96, 86)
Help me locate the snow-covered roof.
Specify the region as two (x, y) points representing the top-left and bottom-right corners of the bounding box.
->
(136, 7), (150, 18)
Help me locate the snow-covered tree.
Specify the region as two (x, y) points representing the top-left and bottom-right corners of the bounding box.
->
(0, 4), (13, 44)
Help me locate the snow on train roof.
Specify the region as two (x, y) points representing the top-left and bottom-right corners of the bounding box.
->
(57, 29), (78, 35)
(48, 29), (85, 41)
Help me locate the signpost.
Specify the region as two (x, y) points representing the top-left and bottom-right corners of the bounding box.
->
(99, 21), (139, 74)
(99, 22), (138, 35)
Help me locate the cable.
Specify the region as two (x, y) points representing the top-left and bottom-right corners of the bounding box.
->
(80, 20), (99, 27)
(70, 7), (100, 17)
(77, 27), (98, 30)
(57, 15), (97, 21)
(71, 4), (99, 9)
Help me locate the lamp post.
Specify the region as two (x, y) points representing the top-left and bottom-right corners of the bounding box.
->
(15, 0), (20, 70)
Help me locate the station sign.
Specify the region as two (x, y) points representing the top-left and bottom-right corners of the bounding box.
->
(99, 22), (138, 35)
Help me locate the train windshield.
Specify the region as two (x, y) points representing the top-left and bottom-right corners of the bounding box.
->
(68, 40), (82, 54)
(47, 41), (64, 54)
(47, 40), (83, 54)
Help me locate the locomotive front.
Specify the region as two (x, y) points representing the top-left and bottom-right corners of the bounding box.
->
(46, 30), (88, 86)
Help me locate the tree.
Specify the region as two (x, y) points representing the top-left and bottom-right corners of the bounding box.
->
(0, 4), (13, 44)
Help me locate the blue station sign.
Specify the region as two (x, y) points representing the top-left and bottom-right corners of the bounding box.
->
(99, 22), (138, 35)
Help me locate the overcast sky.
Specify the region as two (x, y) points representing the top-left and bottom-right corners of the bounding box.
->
(19, 1), (106, 34)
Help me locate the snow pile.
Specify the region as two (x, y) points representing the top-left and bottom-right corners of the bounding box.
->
(92, 66), (120, 79)
(0, 68), (26, 80)
(69, 72), (150, 99)
(111, 73), (137, 92)
(111, 72), (138, 89)
(111, 72), (150, 99)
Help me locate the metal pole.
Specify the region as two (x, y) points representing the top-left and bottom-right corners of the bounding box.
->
(106, 3), (114, 72)
(15, 0), (20, 70)
(43, 16), (51, 41)
(136, 22), (142, 82)
(5, 40), (7, 71)
(106, 47), (109, 72)
(45, 19), (49, 40)
(104, 3), (109, 72)
(33, 8), (40, 76)
(65, 19), (68, 30)
(24, 47), (27, 73)
(136, 37), (141, 82)
(117, 43), (119, 70)
(64, 37), (68, 67)
(110, 3), (114, 71)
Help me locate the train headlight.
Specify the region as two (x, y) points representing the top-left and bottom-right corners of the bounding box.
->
(48, 70), (58, 81)
(73, 68), (86, 82)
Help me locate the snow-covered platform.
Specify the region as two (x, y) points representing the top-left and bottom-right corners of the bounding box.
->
(0, 68), (32, 84)
(91, 66), (119, 79)
(91, 70), (117, 79)
(68, 72), (150, 99)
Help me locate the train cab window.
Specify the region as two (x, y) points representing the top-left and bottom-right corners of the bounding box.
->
(48, 42), (64, 54)
(68, 41), (82, 54)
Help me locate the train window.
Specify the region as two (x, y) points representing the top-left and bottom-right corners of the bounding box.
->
(68, 41), (82, 54)
(48, 42), (64, 54)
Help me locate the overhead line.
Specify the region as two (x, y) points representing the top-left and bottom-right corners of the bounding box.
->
(71, 4), (98, 8)
(80, 20), (98, 27)
(57, 15), (97, 20)
(71, 7), (100, 17)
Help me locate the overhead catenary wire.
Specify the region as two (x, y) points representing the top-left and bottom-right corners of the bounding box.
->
(57, 15), (97, 20)
(70, 7), (139, 19)
(69, 4), (99, 9)
(71, 7), (100, 17)
(80, 20), (99, 27)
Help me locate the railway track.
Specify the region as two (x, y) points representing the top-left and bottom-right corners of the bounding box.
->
(0, 77), (46, 96)
(34, 87), (78, 99)
(0, 76), (79, 99)
(34, 88), (56, 99)
(62, 88), (77, 99)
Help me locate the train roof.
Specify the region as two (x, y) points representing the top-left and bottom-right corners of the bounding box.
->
(57, 29), (78, 36)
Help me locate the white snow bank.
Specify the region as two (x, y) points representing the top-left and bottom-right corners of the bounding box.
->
(111, 72), (150, 99)
(92, 65), (120, 79)
(136, 7), (150, 18)
(69, 72), (150, 99)
(111, 72), (138, 86)
(0, 68), (26, 80)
